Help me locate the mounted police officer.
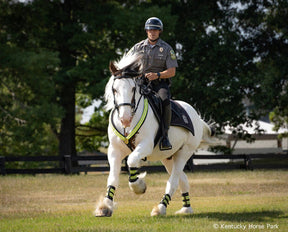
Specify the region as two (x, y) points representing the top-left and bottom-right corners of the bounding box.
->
(129, 17), (178, 150)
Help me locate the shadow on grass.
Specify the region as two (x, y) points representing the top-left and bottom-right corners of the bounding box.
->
(165, 210), (287, 222)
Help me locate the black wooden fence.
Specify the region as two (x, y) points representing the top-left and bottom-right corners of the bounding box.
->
(186, 153), (288, 171)
(0, 153), (287, 175)
(0, 154), (111, 175)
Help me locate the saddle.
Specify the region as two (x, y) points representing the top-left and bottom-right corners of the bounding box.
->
(142, 86), (195, 147)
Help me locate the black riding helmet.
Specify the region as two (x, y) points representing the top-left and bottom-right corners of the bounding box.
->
(144, 17), (163, 31)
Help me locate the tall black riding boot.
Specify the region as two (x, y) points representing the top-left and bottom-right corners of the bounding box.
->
(160, 103), (172, 151)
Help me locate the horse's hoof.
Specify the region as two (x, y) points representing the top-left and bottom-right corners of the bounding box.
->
(151, 206), (160, 216)
(151, 204), (166, 216)
(129, 179), (146, 194)
(95, 197), (114, 217)
(95, 206), (113, 217)
(175, 206), (193, 215)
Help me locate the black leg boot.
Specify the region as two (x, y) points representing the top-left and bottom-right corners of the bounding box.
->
(159, 103), (172, 151)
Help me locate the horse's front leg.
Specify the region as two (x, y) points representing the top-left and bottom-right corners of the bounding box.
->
(95, 145), (125, 217)
(127, 139), (153, 195)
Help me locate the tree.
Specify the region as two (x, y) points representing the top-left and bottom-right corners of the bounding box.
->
(167, 0), (287, 138)
(258, 0), (288, 136)
(0, 0), (178, 160)
(1, 0), (287, 161)
(169, 0), (256, 135)
(234, 0), (288, 136)
(0, 0), (116, 159)
(0, 43), (62, 157)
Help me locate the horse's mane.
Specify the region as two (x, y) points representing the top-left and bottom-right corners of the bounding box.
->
(104, 52), (143, 111)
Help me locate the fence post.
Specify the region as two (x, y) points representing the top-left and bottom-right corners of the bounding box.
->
(0, 156), (6, 176)
(64, 155), (72, 174)
(277, 137), (282, 148)
(185, 155), (194, 172)
(244, 155), (253, 171)
(191, 155), (194, 172)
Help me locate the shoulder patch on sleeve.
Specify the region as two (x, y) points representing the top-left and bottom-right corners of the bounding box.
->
(170, 50), (176, 60)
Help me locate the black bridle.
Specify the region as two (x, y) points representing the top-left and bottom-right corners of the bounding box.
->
(112, 73), (143, 115)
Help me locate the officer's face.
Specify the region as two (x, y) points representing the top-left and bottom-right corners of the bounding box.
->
(146, 29), (161, 42)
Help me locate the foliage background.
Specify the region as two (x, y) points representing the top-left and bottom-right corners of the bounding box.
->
(0, 0), (287, 161)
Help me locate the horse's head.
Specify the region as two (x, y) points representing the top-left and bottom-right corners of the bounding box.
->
(111, 74), (137, 128)
(105, 53), (143, 128)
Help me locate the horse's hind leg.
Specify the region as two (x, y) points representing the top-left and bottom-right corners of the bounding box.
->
(162, 158), (193, 214)
(151, 151), (193, 216)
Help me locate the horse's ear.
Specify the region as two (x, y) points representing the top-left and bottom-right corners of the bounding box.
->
(109, 61), (118, 75)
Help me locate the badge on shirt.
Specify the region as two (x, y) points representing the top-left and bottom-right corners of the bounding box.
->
(170, 50), (176, 60)
(159, 47), (163, 52)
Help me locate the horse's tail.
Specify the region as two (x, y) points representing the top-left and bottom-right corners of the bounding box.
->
(199, 120), (219, 148)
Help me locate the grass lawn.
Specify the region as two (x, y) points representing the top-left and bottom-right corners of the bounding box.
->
(0, 170), (287, 232)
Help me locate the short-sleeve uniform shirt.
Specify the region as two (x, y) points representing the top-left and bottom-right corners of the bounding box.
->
(130, 38), (178, 74)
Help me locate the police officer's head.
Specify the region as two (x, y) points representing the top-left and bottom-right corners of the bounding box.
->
(145, 17), (163, 43)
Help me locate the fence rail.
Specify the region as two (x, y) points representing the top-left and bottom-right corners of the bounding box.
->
(187, 153), (288, 171)
(0, 153), (287, 175)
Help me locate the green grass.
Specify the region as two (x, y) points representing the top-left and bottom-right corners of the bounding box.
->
(1, 170), (288, 232)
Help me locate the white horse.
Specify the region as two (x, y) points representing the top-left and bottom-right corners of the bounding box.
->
(95, 53), (216, 217)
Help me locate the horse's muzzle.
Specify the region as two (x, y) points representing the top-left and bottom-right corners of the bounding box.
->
(120, 116), (132, 128)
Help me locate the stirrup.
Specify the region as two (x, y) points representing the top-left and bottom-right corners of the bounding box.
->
(159, 136), (172, 151)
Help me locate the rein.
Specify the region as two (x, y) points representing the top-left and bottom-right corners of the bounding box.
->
(110, 98), (148, 150)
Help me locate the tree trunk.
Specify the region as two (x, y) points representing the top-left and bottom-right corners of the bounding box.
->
(59, 82), (76, 168)
(58, 0), (77, 169)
